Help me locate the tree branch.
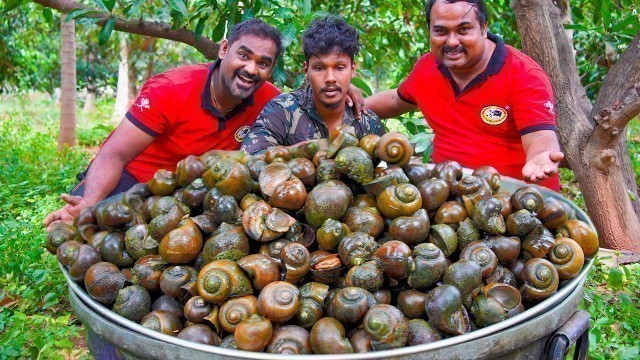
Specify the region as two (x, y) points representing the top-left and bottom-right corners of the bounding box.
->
(594, 83), (640, 133)
(32, 0), (220, 59)
(592, 32), (640, 119)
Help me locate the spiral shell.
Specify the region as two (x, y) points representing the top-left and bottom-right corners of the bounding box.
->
(332, 287), (376, 324)
(267, 325), (312, 354)
(310, 317), (354, 354)
(281, 242), (311, 284)
(197, 259), (252, 305)
(548, 238), (584, 280)
(258, 281), (300, 323)
(235, 314), (273, 352)
(376, 132), (413, 167)
(520, 258), (559, 302)
(363, 304), (409, 350)
(459, 241), (498, 279)
(140, 310), (183, 336)
(219, 295), (259, 333)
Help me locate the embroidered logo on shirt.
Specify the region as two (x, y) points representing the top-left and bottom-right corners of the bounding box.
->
(136, 97), (151, 112)
(544, 100), (555, 115)
(235, 125), (251, 142)
(481, 106), (508, 125)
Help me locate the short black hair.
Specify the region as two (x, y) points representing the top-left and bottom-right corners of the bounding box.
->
(227, 19), (284, 60)
(302, 15), (361, 62)
(425, 0), (488, 28)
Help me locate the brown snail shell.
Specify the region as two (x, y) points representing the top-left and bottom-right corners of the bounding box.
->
(183, 295), (212, 323)
(457, 175), (492, 214)
(240, 193), (262, 212)
(338, 232), (379, 268)
(303, 180), (353, 229)
(425, 284), (471, 335)
(416, 178), (450, 215)
(219, 295), (259, 333)
(376, 183), (422, 219)
(443, 259), (484, 308)
(197, 259), (252, 305)
(341, 206), (385, 238)
(130, 255), (168, 292)
(247, 157), (267, 181)
(148, 198), (188, 241)
(258, 281), (300, 323)
(492, 191), (513, 218)
(522, 226), (556, 258)
(177, 324), (221, 345)
(472, 166), (501, 193)
(556, 219), (599, 258)
(335, 146), (374, 184)
(470, 293), (506, 328)
(434, 201), (468, 229)
(511, 186), (545, 214)
(456, 217), (481, 249)
(237, 254), (280, 290)
(332, 287), (376, 324)
(485, 264), (519, 288)
(46, 222), (80, 254)
(373, 240), (415, 280)
(353, 193), (378, 208)
(201, 222), (249, 263)
(376, 132), (413, 168)
(99, 231), (134, 268)
(290, 140), (320, 162)
(148, 169), (178, 196)
(159, 265), (198, 298)
(57, 241), (101, 282)
(520, 258), (559, 302)
(220, 334), (238, 349)
(315, 158), (339, 183)
(459, 241), (499, 279)
(407, 319), (442, 346)
(316, 219), (350, 251)
(281, 242), (311, 284)
(349, 328), (373, 353)
(310, 251), (342, 284)
(327, 125), (359, 158)
(537, 197), (568, 230)
(431, 160), (463, 196)
(397, 289), (427, 319)
(428, 223), (458, 257)
(202, 158), (252, 200)
(483, 283), (524, 318)
(363, 304), (409, 350)
(112, 285), (152, 322)
(159, 217), (203, 264)
(259, 162), (292, 197)
(265, 145), (292, 163)
(310, 317), (354, 354)
(259, 238), (291, 268)
(140, 310), (183, 336)
(472, 197), (506, 235)
(296, 282), (329, 328)
(408, 243), (447, 290)
(124, 224), (159, 260)
(548, 237), (584, 280)
(359, 134), (380, 159)
(403, 160), (432, 186)
(211, 195), (243, 226)
(389, 208), (430, 246)
(345, 260), (385, 292)
(176, 155), (206, 187)
(506, 209), (541, 237)
(243, 201), (296, 242)
(270, 176), (308, 212)
(151, 295), (184, 319)
(267, 325), (312, 354)
(372, 289), (392, 305)
(486, 235), (521, 265)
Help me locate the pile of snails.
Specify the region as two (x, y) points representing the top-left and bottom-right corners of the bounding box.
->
(47, 125), (598, 354)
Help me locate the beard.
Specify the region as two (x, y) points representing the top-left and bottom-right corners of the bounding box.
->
(222, 69), (260, 99)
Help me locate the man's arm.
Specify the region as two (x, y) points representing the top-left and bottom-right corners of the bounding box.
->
(521, 130), (565, 182)
(43, 119), (155, 229)
(240, 100), (289, 155)
(364, 89), (417, 119)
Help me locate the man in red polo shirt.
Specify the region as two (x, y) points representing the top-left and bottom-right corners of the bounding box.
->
(43, 19), (283, 230)
(364, 0), (564, 191)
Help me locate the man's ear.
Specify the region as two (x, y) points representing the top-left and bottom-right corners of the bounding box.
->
(352, 61), (357, 78)
(303, 61), (308, 75)
(218, 39), (229, 59)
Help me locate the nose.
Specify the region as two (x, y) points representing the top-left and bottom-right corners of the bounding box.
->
(445, 33), (460, 48)
(325, 68), (336, 84)
(244, 61), (258, 75)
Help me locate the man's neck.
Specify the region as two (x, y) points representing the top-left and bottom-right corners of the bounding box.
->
(450, 38), (496, 91)
(211, 68), (241, 113)
(314, 98), (346, 135)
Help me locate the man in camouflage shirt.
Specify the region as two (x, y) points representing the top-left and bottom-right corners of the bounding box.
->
(241, 15), (385, 155)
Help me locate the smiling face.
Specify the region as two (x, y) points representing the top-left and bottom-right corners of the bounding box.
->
(304, 51), (355, 110)
(429, 0), (489, 76)
(218, 34), (278, 99)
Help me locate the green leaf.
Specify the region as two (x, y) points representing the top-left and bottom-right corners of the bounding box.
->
(422, 143), (433, 163)
(3, 0), (23, 12)
(242, 8), (254, 21)
(595, 317), (615, 326)
(608, 267), (624, 290)
(98, 17), (116, 45)
(65, 8), (102, 22)
(281, 22), (297, 48)
(600, 0), (610, 28)
(195, 16), (207, 42)
(168, 0), (189, 18)
(54, 339), (74, 349)
(627, 189), (637, 202)
(103, 0), (116, 12)
(351, 77), (372, 97)
(302, 0), (312, 15)
(125, 0), (145, 17)
(42, 8), (53, 24)
(211, 20), (226, 42)
(92, 0), (109, 12)
(273, 60), (286, 86)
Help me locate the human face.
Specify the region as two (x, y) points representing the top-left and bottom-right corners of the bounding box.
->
(429, 0), (489, 75)
(304, 51), (355, 110)
(218, 34), (277, 99)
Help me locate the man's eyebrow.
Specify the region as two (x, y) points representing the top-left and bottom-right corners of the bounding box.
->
(238, 45), (274, 64)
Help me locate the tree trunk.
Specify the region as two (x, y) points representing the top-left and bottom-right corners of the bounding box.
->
(512, 0), (640, 252)
(82, 90), (95, 113)
(128, 60), (137, 107)
(113, 34), (130, 122)
(58, 14), (76, 149)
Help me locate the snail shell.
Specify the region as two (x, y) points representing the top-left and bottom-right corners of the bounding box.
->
(363, 304), (409, 350)
(310, 317), (354, 354)
(258, 281), (300, 323)
(235, 314), (273, 352)
(376, 132), (413, 168)
(548, 237), (584, 280)
(408, 243), (447, 290)
(219, 295), (259, 333)
(140, 310), (183, 336)
(267, 325), (312, 354)
(520, 258), (559, 302)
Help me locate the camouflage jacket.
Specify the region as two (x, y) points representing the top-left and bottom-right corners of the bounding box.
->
(240, 85), (385, 155)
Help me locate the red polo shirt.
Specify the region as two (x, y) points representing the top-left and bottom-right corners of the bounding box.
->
(122, 61), (280, 182)
(398, 34), (560, 191)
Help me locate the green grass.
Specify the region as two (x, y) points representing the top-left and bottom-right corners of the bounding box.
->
(0, 94), (638, 359)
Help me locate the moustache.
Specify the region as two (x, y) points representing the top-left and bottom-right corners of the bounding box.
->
(443, 45), (465, 53)
(321, 86), (342, 93)
(234, 70), (259, 83)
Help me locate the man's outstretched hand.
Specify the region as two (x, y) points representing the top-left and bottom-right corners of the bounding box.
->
(522, 151), (565, 183)
(43, 194), (90, 231)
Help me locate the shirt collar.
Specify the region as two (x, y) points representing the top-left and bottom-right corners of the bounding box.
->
(436, 32), (507, 96)
(298, 85), (355, 129)
(200, 60), (256, 130)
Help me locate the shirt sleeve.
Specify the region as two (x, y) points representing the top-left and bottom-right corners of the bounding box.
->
(398, 56), (429, 105)
(364, 111), (386, 136)
(125, 75), (178, 137)
(240, 100), (290, 155)
(511, 68), (557, 135)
